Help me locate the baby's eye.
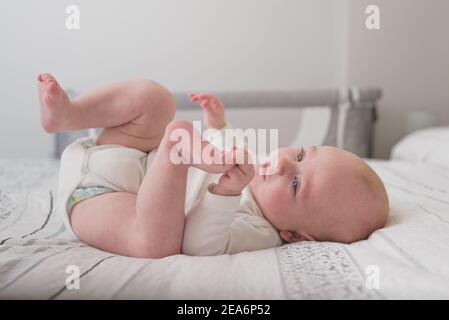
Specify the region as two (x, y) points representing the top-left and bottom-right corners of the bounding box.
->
(297, 147), (305, 161)
(292, 176), (300, 194)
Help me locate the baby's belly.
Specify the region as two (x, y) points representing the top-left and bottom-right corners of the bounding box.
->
(185, 167), (218, 213)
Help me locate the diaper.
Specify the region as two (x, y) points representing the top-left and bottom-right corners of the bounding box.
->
(57, 136), (157, 238)
(66, 186), (116, 212)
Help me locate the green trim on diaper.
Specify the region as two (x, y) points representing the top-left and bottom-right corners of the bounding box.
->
(81, 139), (96, 149)
(67, 186), (115, 211)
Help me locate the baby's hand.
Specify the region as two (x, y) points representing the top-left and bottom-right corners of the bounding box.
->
(188, 93), (226, 130)
(209, 148), (255, 197)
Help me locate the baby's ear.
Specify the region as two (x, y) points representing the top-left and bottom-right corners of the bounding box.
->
(280, 230), (315, 243)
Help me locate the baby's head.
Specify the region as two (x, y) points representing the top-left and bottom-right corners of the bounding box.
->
(249, 146), (389, 244)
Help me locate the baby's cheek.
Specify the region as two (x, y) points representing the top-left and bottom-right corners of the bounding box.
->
(267, 184), (285, 203)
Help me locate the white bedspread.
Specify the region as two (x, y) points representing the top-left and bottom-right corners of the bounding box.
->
(1, 158), (448, 299)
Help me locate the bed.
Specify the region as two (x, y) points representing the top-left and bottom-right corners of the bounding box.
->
(1, 89), (448, 299)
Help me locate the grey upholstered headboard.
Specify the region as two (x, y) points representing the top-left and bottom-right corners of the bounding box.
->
(54, 88), (382, 158)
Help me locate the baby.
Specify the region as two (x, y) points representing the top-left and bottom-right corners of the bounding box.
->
(38, 73), (389, 258)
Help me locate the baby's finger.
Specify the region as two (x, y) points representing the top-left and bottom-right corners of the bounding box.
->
(199, 148), (236, 173)
(188, 96), (198, 103)
(227, 166), (245, 179)
(187, 92), (198, 100)
(196, 96), (213, 106)
(232, 147), (252, 165)
(218, 149), (237, 165)
(200, 100), (210, 109)
(239, 163), (256, 179)
(188, 93), (206, 104)
(210, 99), (219, 108)
(196, 94), (211, 100)
(226, 166), (254, 190)
(209, 95), (222, 106)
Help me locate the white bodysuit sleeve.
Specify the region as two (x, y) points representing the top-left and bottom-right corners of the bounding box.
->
(182, 190), (282, 256)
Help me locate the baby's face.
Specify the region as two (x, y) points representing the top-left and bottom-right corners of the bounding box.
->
(249, 146), (388, 243)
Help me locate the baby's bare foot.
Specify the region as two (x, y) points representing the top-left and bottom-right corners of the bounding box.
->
(37, 73), (71, 133)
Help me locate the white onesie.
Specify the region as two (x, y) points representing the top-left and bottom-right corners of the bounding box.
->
(57, 127), (282, 256)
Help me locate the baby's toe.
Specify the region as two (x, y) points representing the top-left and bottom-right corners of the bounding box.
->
(41, 73), (55, 82)
(46, 81), (58, 94)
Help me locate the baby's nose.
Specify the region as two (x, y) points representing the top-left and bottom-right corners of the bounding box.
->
(277, 163), (285, 176)
(276, 156), (294, 175)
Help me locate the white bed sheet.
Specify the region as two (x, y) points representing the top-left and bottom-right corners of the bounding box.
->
(0, 158), (448, 299)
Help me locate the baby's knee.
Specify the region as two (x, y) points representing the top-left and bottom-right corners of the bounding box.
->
(165, 119), (193, 134)
(161, 119), (195, 149)
(142, 80), (175, 108)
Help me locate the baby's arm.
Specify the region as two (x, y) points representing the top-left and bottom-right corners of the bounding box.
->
(183, 145), (281, 255)
(182, 192), (282, 255)
(70, 120), (236, 258)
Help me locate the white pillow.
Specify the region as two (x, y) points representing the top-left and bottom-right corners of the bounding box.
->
(391, 126), (449, 170)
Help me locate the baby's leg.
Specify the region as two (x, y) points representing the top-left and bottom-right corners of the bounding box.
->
(37, 73), (175, 152)
(70, 120), (233, 258)
(70, 121), (189, 258)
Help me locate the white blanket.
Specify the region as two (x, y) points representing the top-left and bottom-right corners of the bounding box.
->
(1, 158), (448, 299)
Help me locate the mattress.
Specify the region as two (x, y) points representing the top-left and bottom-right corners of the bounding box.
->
(1, 158), (448, 299)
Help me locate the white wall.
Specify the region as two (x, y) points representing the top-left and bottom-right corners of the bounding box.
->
(347, 0), (449, 158)
(1, 0), (448, 159)
(0, 0), (342, 158)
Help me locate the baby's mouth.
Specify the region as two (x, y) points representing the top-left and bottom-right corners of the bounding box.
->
(258, 168), (268, 181)
(262, 172), (269, 181)
(257, 168), (266, 180)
